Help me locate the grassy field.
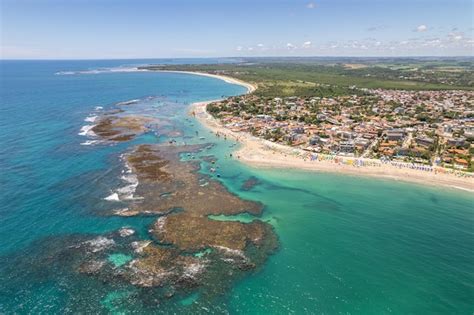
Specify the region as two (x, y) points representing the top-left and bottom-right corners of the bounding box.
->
(141, 58), (473, 97)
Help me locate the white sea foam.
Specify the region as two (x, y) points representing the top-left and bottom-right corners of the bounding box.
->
(115, 161), (142, 200)
(155, 216), (167, 232)
(95, 106), (103, 110)
(212, 245), (249, 263)
(119, 227), (135, 237)
(55, 71), (75, 75)
(116, 99), (140, 106)
(131, 241), (151, 253)
(113, 208), (131, 216)
(56, 67), (148, 76)
(78, 124), (97, 137)
(84, 236), (115, 252)
(80, 140), (101, 146)
(182, 262), (206, 279)
(449, 185), (474, 192)
(106, 67), (148, 73)
(84, 115), (97, 122)
(106, 160), (142, 203)
(117, 175), (139, 200)
(104, 193), (120, 201)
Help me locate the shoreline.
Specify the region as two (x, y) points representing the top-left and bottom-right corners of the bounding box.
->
(173, 71), (473, 192)
(153, 70), (257, 94)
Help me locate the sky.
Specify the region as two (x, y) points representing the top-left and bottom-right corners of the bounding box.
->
(1, 0), (473, 59)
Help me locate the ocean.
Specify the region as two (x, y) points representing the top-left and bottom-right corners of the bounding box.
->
(0, 60), (472, 314)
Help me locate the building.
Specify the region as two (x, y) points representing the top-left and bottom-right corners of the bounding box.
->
(415, 136), (435, 148)
(447, 137), (466, 147)
(338, 141), (355, 153)
(386, 129), (405, 141)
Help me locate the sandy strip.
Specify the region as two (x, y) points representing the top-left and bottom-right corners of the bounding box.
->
(161, 70), (473, 192)
(154, 70), (257, 94)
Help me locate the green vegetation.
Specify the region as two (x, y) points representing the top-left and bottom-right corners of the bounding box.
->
(141, 57), (474, 98)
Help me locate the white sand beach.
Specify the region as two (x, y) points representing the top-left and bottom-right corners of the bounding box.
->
(156, 70), (257, 94)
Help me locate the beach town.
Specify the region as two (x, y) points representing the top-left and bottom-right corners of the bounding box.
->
(191, 76), (474, 191)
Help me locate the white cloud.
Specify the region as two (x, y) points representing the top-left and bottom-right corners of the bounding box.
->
(447, 32), (464, 42)
(422, 38), (441, 47)
(415, 25), (428, 32)
(306, 2), (316, 9)
(302, 41), (312, 48)
(232, 32), (473, 56)
(236, 46), (243, 51)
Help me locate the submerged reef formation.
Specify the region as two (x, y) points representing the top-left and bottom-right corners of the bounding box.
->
(241, 176), (261, 191)
(74, 142), (277, 306)
(91, 115), (155, 142)
(117, 144), (277, 289)
(123, 144), (263, 216)
(153, 213), (271, 252)
(52, 97), (278, 309)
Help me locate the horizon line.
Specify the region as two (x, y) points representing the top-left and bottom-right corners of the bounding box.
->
(1, 55), (474, 61)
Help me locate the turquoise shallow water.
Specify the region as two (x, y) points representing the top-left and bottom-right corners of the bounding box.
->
(0, 60), (473, 314)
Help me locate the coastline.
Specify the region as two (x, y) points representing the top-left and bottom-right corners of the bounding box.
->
(154, 70), (257, 94)
(163, 71), (474, 192)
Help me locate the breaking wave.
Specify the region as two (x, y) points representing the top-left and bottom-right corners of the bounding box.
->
(78, 125), (97, 137)
(56, 67), (148, 76)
